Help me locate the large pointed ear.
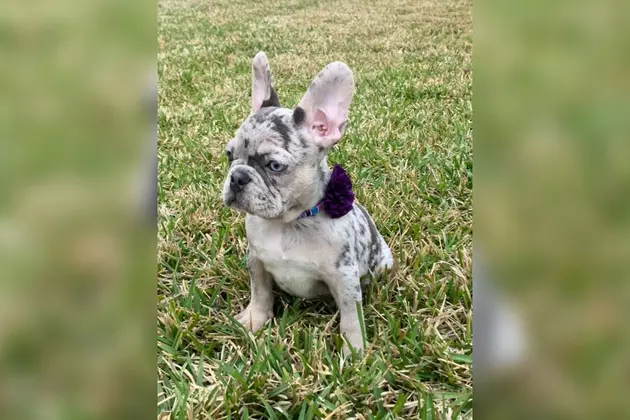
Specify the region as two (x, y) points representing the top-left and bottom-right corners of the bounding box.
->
(294, 62), (355, 148)
(251, 51), (280, 113)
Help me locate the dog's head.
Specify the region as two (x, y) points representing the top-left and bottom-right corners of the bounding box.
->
(222, 52), (355, 220)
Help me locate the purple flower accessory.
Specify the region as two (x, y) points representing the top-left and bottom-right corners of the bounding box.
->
(296, 164), (354, 220)
(323, 164), (355, 218)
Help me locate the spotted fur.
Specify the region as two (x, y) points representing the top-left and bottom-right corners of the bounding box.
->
(223, 52), (393, 356)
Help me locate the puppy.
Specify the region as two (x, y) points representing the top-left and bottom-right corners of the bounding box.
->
(222, 52), (393, 355)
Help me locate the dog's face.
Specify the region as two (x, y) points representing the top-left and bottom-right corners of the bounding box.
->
(222, 107), (324, 219)
(222, 52), (355, 220)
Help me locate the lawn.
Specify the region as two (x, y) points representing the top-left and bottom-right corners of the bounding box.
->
(157, 0), (472, 418)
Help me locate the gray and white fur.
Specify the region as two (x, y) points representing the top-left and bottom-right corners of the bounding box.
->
(222, 52), (393, 355)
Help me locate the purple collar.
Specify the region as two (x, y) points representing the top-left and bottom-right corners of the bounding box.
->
(296, 164), (355, 220)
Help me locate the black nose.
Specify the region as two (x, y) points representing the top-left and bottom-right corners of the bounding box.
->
(230, 171), (251, 193)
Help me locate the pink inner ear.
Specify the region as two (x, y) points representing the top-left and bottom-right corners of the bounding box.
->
(312, 108), (344, 147)
(252, 98), (262, 113)
(252, 83), (265, 113)
(312, 108), (329, 136)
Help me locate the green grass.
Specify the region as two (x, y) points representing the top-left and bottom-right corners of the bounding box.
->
(158, 0), (472, 418)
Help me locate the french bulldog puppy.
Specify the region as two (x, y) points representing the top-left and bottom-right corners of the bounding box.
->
(222, 52), (393, 355)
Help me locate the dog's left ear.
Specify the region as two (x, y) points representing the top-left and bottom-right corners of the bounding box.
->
(251, 51), (280, 113)
(294, 62), (355, 148)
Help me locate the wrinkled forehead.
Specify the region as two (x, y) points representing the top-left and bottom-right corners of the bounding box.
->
(233, 107), (313, 157)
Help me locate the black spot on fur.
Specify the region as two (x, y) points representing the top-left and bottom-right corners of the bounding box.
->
(260, 86), (280, 108)
(336, 244), (351, 269)
(299, 134), (308, 148)
(360, 240), (367, 260)
(252, 107), (275, 123)
(247, 153), (269, 163)
(293, 106), (306, 126)
(357, 204), (380, 271)
(253, 113), (264, 124)
(270, 115), (292, 150)
(247, 154), (277, 197)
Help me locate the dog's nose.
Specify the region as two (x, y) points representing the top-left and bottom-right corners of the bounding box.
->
(230, 171), (251, 193)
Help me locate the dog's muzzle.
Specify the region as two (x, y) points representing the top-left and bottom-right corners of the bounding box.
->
(230, 169), (251, 193)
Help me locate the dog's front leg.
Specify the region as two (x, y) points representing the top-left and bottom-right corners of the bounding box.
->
(234, 253), (274, 332)
(328, 266), (365, 356)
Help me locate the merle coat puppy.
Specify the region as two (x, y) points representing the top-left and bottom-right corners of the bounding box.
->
(222, 52), (393, 355)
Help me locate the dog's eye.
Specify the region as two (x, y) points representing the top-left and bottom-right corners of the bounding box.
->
(226, 149), (233, 162)
(267, 161), (287, 173)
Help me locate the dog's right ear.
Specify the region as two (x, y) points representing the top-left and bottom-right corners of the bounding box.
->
(251, 51), (280, 113)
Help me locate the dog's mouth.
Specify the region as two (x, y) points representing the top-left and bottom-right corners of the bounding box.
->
(223, 191), (254, 215)
(222, 179), (287, 218)
(223, 192), (239, 208)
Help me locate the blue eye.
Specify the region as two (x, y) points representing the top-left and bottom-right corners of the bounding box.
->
(267, 161), (286, 172)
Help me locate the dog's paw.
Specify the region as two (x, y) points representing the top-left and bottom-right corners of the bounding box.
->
(341, 331), (364, 357)
(342, 344), (363, 358)
(234, 304), (273, 332)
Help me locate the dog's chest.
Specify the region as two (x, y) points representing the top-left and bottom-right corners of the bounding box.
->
(247, 220), (330, 299)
